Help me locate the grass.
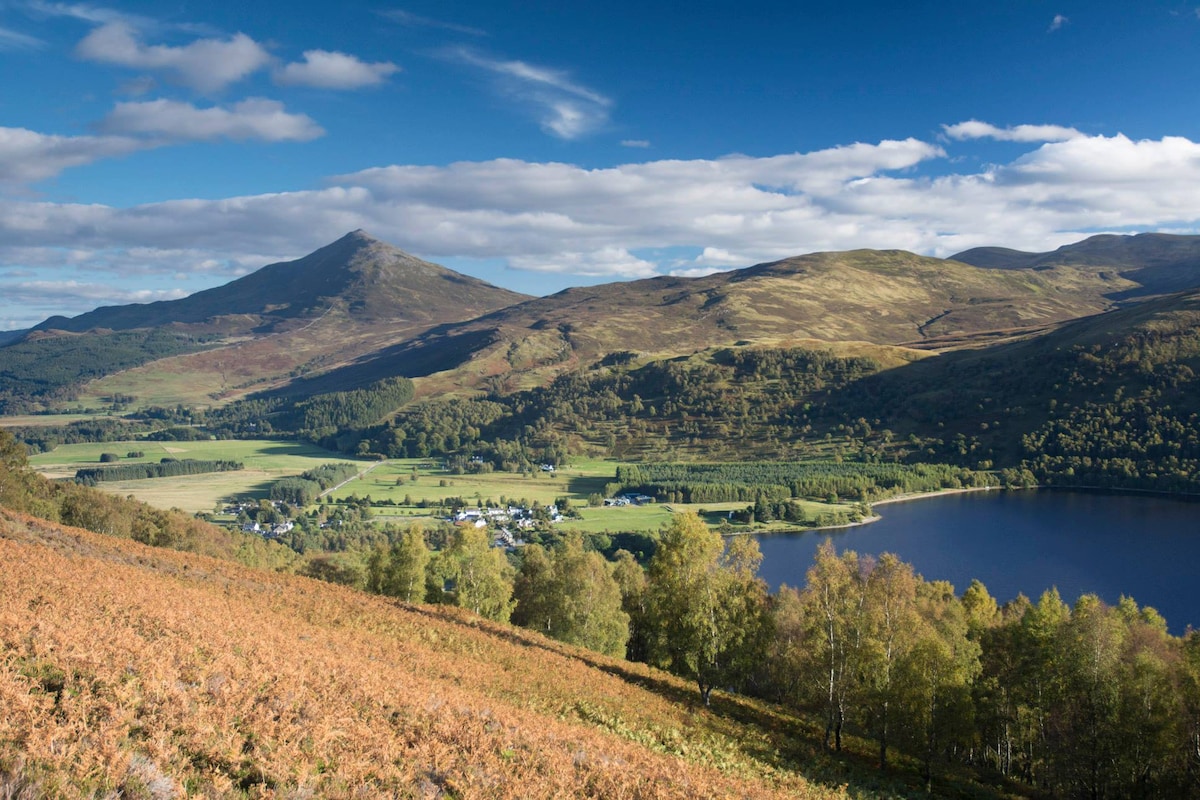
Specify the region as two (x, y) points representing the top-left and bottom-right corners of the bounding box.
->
(30, 442), (872, 532)
(325, 457), (619, 508)
(29, 439), (371, 514)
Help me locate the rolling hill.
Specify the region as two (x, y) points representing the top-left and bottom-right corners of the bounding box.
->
(952, 232), (1200, 300)
(289, 246), (1138, 398)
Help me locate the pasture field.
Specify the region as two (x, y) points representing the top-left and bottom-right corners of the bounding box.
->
(325, 456), (620, 508)
(28, 439), (371, 513)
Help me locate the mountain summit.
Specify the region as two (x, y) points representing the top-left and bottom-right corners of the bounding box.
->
(34, 230), (529, 334)
(5, 233), (531, 408)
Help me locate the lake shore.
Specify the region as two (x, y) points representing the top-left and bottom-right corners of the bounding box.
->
(808, 485), (1004, 532)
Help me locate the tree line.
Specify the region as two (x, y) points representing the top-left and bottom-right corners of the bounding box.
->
(358, 510), (1200, 798)
(74, 459), (243, 484)
(0, 429), (289, 569)
(613, 461), (995, 504)
(0, 329), (218, 413)
(268, 462), (361, 506)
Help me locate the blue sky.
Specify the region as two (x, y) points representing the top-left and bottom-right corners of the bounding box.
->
(3, 1), (1200, 329)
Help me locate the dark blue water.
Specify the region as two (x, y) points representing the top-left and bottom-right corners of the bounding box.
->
(753, 489), (1200, 633)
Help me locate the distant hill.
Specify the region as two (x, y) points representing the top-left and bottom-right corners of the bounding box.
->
(0, 508), (845, 799)
(10, 230), (1200, 414)
(0, 232), (529, 411)
(307, 247), (1133, 396)
(952, 232), (1200, 300)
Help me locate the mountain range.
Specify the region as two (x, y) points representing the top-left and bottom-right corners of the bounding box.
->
(5, 230), (1200, 415)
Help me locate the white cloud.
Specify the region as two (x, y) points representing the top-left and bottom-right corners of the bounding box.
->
(381, 9), (487, 37)
(4, 279), (188, 304)
(26, 1), (146, 27)
(689, 247), (751, 267)
(0, 25), (43, 49)
(75, 22), (271, 92)
(1049, 14), (1069, 32)
(448, 47), (611, 139)
(101, 98), (324, 142)
(943, 120), (1083, 143)
(508, 247), (657, 278)
(0, 126), (144, 182)
(621, 139), (651, 148)
(274, 50), (400, 89)
(8, 124), (1200, 326)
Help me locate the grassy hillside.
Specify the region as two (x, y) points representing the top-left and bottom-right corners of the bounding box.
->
(305, 248), (1131, 399)
(0, 508), (865, 799)
(953, 232), (1200, 299)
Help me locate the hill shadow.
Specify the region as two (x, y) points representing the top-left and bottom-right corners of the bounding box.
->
(262, 326), (501, 398)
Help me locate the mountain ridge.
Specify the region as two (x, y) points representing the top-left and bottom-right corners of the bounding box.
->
(7, 230), (1200, 411)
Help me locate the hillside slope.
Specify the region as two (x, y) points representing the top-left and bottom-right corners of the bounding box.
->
(0, 232), (530, 410)
(0, 509), (848, 799)
(952, 232), (1200, 299)
(309, 248), (1134, 397)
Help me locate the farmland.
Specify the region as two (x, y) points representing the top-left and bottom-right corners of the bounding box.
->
(28, 439), (373, 514)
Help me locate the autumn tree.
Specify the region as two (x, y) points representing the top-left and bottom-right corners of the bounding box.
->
(612, 549), (652, 662)
(860, 552), (922, 770)
(645, 512), (768, 705)
(789, 540), (868, 751)
(382, 524), (430, 602)
(900, 579), (980, 790)
(429, 526), (514, 622)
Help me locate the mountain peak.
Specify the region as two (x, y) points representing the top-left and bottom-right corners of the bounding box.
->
(31, 232), (528, 333)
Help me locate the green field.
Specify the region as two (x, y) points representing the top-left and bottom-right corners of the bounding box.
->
(29, 439), (373, 513)
(324, 457), (616, 508)
(29, 441), (869, 533)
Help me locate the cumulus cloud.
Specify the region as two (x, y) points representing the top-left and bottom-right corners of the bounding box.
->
(274, 50), (400, 89)
(4, 279), (188, 304)
(1049, 14), (1069, 32)
(101, 98), (324, 142)
(943, 120), (1083, 142)
(0, 126), (144, 183)
(7, 124), (1200, 326)
(508, 247), (657, 278)
(448, 47), (611, 139)
(76, 21), (271, 92)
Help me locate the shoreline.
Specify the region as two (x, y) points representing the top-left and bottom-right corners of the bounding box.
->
(812, 485), (1003, 532)
(733, 485), (1006, 536)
